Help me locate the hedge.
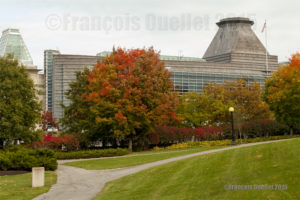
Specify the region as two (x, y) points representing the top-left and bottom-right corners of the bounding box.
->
(238, 119), (289, 138)
(55, 148), (130, 159)
(148, 125), (223, 145)
(0, 146), (57, 171)
(154, 135), (300, 150)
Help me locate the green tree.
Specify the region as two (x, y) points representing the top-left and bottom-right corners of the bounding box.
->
(177, 92), (230, 127)
(264, 53), (300, 137)
(61, 48), (180, 149)
(0, 56), (41, 148)
(60, 68), (97, 147)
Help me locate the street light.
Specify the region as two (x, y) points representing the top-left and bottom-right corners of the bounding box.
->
(229, 107), (236, 145)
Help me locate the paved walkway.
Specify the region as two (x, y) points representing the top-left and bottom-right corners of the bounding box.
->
(33, 139), (290, 200)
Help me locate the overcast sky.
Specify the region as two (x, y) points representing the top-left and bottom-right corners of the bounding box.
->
(0, 0), (299, 70)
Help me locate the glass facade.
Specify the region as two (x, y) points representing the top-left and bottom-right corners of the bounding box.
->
(0, 29), (33, 66)
(171, 71), (265, 95)
(44, 50), (60, 111)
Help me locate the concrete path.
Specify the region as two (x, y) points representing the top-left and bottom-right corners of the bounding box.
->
(33, 139), (291, 200)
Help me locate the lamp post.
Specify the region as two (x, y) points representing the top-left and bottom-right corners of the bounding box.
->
(229, 107), (236, 145)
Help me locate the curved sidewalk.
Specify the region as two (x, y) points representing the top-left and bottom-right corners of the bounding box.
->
(33, 139), (291, 200)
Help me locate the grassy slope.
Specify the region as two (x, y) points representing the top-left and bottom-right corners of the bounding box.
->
(96, 139), (300, 200)
(0, 171), (57, 200)
(64, 146), (225, 170)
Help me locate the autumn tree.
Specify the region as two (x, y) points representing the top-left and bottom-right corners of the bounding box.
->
(61, 48), (180, 149)
(264, 53), (300, 137)
(0, 56), (41, 148)
(177, 91), (231, 128)
(41, 110), (58, 132)
(203, 79), (272, 139)
(205, 79), (271, 122)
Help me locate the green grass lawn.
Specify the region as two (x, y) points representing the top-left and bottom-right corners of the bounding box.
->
(63, 146), (225, 170)
(0, 171), (57, 200)
(95, 139), (300, 200)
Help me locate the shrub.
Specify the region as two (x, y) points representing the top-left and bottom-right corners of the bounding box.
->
(32, 134), (80, 151)
(0, 146), (57, 171)
(165, 140), (232, 149)
(194, 126), (223, 140)
(237, 120), (289, 138)
(0, 153), (12, 170)
(148, 125), (224, 145)
(34, 149), (58, 170)
(55, 148), (130, 159)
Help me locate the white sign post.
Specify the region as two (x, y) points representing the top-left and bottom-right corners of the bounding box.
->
(32, 167), (45, 187)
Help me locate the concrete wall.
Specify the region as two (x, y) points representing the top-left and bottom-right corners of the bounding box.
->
(26, 66), (45, 109)
(52, 54), (100, 120)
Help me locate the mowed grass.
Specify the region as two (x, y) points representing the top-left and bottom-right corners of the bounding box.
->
(0, 171), (57, 200)
(95, 139), (300, 200)
(64, 146), (225, 170)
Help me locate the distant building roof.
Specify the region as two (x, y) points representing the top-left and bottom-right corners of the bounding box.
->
(203, 17), (267, 59)
(0, 28), (34, 66)
(96, 51), (111, 57)
(96, 51), (204, 62)
(159, 55), (204, 62)
(279, 61), (290, 66)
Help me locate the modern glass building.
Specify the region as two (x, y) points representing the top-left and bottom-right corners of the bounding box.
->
(0, 28), (46, 108)
(44, 50), (60, 111)
(0, 28), (33, 66)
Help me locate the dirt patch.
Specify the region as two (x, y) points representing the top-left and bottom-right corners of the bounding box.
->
(0, 170), (30, 176)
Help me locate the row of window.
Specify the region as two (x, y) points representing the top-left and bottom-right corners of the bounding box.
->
(170, 72), (265, 94)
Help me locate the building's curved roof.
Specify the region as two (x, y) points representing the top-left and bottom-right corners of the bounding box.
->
(203, 17), (267, 59)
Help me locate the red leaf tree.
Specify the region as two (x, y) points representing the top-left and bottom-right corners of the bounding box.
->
(41, 110), (58, 132)
(63, 47), (181, 149)
(32, 134), (79, 151)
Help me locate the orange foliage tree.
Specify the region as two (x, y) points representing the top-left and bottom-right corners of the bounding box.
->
(264, 53), (300, 137)
(62, 47), (180, 149)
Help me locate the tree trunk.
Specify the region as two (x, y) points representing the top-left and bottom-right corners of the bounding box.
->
(128, 137), (133, 151)
(102, 140), (106, 148)
(290, 127), (294, 138)
(0, 139), (3, 149)
(116, 138), (120, 147)
(238, 128), (242, 144)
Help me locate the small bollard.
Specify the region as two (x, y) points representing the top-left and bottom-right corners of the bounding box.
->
(32, 167), (45, 187)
